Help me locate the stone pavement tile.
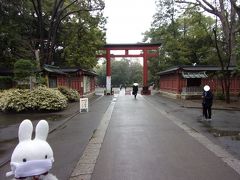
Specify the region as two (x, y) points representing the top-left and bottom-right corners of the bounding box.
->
(85, 143), (101, 150)
(78, 156), (97, 164)
(89, 136), (104, 144)
(92, 130), (105, 138)
(69, 174), (91, 180)
(71, 163), (95, 176)
(78, 149), (100, 164)
(81, 147), (100, 157)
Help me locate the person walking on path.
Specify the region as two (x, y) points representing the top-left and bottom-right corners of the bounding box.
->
(132, 83), (138, 99)
(202, 85), (213, 122)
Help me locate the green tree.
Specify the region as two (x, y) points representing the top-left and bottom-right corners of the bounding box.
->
(0, 1), (34, 69)
(0, 0), (106, 70)
(29, 0), (105, 66)
(14, 59), (36, 88)
(144, 4), (216, 86)
(111, 59), (130, 87)
(128, 61), (143, 85)
(95, 60), (106, 86)
(62, 11), (106, 68)
(176, 0), (239, 103)
(96, 59), (143, 87)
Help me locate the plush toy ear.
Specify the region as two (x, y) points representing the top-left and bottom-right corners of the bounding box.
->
(35, 120), (49, 141)
(19, 119), (33, 142)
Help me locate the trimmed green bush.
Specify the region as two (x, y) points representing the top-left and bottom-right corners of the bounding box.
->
(14, 59), (36, 89)
(58, 86), (80, 102)
(14, 59), (35, 81)
(0, 86), (68, 112)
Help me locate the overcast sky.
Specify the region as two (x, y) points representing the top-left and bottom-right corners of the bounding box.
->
(103, 0), (156, 44)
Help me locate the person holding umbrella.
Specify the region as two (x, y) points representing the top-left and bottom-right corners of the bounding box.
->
(132, 83), (138, 99)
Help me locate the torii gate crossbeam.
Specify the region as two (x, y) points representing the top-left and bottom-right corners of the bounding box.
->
(97, 43), (161, 95)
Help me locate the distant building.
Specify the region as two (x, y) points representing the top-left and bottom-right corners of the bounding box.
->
(43, 65), (97, 97)
(0, 65), (97, 97)
(157, 65), (240, 99)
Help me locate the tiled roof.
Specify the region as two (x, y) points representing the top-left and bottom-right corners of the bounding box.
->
(43, 65), (97, 76)
(157, 65), (237, 75)
(182, 71), (208, 78)
(43, 66), (66, 75)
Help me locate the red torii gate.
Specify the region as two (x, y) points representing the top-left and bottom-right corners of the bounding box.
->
(97, 43), (161, 95)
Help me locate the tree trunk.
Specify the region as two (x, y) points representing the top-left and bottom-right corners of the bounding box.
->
(224, 75), (231, 103)
(220, 77), (225, 95)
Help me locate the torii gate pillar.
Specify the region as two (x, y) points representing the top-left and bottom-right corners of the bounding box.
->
(106, 48), (112, 95)
(143, 49), (148, 90)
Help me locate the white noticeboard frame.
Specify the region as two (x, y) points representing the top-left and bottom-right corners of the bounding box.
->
(80, 98), (88, 113)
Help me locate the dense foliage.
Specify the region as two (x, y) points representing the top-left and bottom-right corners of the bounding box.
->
(96, 59), (143, 87)
(0, 0), (106, 69)
(144, 0), (240, 102)
(14, 59), (36, 81)
(58, 86), (80, 102)
(0, 87), (68, 112)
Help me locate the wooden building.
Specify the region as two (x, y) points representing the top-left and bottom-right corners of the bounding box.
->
(43, 65), (97, 97)
(157, 65), (240, 99)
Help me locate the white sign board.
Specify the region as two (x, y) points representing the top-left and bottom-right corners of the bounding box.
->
(80, 98), (88, 113)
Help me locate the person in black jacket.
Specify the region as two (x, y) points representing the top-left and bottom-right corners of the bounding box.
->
(132, 83), (138, 99)
(202, 85), (213, 121)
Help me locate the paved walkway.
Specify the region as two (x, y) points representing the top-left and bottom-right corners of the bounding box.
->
(181, 98), (240, 111)
(70, 91), (240, 180)
(167, 95), (240, 134)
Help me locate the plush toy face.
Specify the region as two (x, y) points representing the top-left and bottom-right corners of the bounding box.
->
(11, 140), (53, 163)
(6, 119), (54, 179)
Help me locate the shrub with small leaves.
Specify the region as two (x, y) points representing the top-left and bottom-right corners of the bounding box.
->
(58, 86), (80, 102)
(0, 89), (30, 112)
(28, 86), (68, 111)
(0, 87), (68, 112)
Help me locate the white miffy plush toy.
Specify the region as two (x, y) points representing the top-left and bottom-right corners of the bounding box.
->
(6, 119), (58, 180)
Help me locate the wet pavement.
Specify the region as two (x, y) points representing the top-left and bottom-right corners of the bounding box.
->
(1, 88), (240, 180)
(146, 93), (240, 161)
(172, 96), (240, 134)
(89, 91), (240, 180)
